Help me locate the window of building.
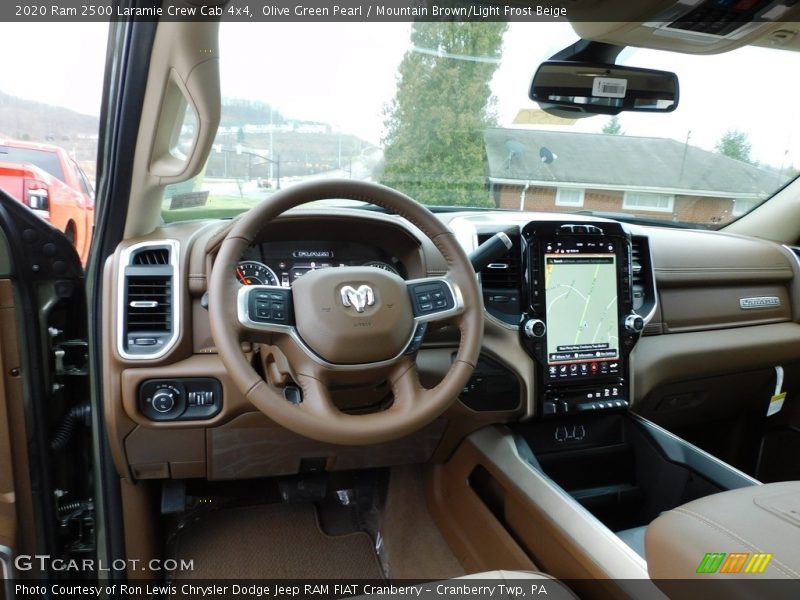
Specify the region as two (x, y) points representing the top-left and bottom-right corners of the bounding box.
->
(555, 187), (585, 207)
(732, 198), (761, 217)
(622, 192), (674, 213)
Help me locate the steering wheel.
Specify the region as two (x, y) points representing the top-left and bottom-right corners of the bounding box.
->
(208, 180), (483, 445)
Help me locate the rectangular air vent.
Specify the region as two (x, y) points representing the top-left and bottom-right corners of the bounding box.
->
(118, 241), (179, 359)
(478, 233), (521, 288)
(131, 247), (170, 265)
(477, 231), (521, 325)
(126, 276), (172, 332)
(631, 236), (657, 323)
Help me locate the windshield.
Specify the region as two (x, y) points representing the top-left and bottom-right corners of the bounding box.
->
(163, 22), (800, 229)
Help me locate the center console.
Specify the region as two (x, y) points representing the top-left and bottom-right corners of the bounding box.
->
(518, 221), (644, 418)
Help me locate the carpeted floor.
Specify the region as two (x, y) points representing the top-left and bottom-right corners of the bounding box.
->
(172, 502), (384, 579)
(381, 466), (466, 579)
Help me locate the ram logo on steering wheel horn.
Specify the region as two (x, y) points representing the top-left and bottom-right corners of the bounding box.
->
(340, 285), (375, 313)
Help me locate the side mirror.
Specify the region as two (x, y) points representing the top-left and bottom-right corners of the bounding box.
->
(530, 61), (679, 116)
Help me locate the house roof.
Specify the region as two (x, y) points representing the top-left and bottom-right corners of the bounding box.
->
(484, 128), (786, 199)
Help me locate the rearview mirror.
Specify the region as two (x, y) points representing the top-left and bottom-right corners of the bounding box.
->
(529, 61), (679, 116)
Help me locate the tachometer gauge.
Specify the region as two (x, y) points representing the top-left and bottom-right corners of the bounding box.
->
(235, 261), (279, 286)
(362, 260), (400, 275)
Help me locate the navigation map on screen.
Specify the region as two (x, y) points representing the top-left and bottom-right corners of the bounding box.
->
(545, 253), (619, 366)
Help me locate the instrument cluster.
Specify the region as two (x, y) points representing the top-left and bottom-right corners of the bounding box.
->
(235, 240), (403, 287)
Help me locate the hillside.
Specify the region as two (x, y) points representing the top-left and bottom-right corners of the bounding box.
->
(0, 90), (100, 176)
(0, 90), (99, 143)
(0, 92), (375, 183)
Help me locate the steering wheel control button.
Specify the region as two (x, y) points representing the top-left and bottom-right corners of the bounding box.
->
(409, 280), (455, 317)
(247, 287), (293, 325)
(403, 322), (428, 355)
(139, 378), (222, 421)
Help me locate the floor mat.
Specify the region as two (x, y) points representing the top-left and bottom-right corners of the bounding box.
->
(381, 466), (466, 579)
(172, 503), (384, 579)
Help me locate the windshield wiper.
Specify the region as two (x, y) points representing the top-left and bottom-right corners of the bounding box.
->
(574, 210), (708, 230)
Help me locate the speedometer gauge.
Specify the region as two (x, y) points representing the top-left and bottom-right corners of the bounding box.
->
(235, 261), (279, 286)
(362, 260), (400, 275)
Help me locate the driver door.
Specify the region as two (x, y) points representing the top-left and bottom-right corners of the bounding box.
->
(0, 191), (91, 587)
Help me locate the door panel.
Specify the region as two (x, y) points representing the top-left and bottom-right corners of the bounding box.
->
(0, 191), (89, 586)
(0, 229), (24, 588)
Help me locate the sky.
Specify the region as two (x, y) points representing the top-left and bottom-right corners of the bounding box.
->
(0, 20), (798, 171)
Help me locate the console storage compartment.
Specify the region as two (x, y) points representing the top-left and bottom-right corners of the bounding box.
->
(512, 412), (756, 536)
(428, 416), (759, 599)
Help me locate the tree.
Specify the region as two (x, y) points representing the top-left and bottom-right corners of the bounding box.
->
(380, 22), (507, 207)
(714, 129), (753, 164)
(602, 116), (623, 135)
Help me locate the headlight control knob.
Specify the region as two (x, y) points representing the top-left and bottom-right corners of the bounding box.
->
(152, 389), (177, 413)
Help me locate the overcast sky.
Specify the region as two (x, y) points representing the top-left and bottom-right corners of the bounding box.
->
(0, 20), (797, 170)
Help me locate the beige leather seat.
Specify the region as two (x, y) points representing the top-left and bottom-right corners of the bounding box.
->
(457, 570), (576, 599)
(646, 481), (800, 599)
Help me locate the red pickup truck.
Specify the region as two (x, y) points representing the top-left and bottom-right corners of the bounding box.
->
(0, 140), (95, 263)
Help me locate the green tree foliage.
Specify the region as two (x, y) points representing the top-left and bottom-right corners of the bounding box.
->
(602, 116), (623, 135)
(714, 129), (754, 164)
(381, 22), (507, 207)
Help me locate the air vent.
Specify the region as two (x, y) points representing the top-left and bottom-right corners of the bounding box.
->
(477, 231), (521, 325)
(631, 236), (657, 321)
(131, 247), (170, 265)
(118, 240), (179, 359)
(478, 233), (521, 288)
(126, 276), (172, 332)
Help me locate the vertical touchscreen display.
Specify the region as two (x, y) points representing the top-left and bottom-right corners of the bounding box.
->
(544, 243), (620, 379)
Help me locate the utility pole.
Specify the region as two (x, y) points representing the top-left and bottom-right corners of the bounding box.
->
(269, 105), (274, 186)
(678, 130), (691, 181)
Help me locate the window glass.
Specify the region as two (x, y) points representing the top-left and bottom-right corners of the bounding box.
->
(555, 188), (585, 207)
(622, 192), (675, 213)
(0, 146), (64, 181)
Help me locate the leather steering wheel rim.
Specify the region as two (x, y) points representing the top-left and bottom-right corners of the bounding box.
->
(208, 179), (483, 445)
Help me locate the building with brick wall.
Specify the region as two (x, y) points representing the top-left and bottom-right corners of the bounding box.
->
(484, 129), (785, 227)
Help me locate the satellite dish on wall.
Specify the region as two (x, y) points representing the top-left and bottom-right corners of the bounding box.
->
(540, 146), (557, 164)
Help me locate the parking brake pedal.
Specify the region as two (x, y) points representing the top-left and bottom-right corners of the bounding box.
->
(161, 480), (187, 514)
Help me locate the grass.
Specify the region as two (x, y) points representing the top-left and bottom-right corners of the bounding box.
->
(161, 195), (264, 223)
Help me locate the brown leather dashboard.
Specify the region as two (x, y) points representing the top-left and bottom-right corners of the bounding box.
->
(102, 209), (800, 480)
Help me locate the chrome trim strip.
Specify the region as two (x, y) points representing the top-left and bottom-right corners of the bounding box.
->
(116, 239), (181, 361)
(237, 276), (465, 371)
(634, 416), (762, 486)
(0, 543), (14, 598)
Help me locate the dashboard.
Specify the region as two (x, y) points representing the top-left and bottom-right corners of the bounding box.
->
(104, 207), (800, 482)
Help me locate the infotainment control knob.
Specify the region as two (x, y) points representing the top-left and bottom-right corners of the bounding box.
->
(523, 318), (547, 339)
(624, 314), (645, 334)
